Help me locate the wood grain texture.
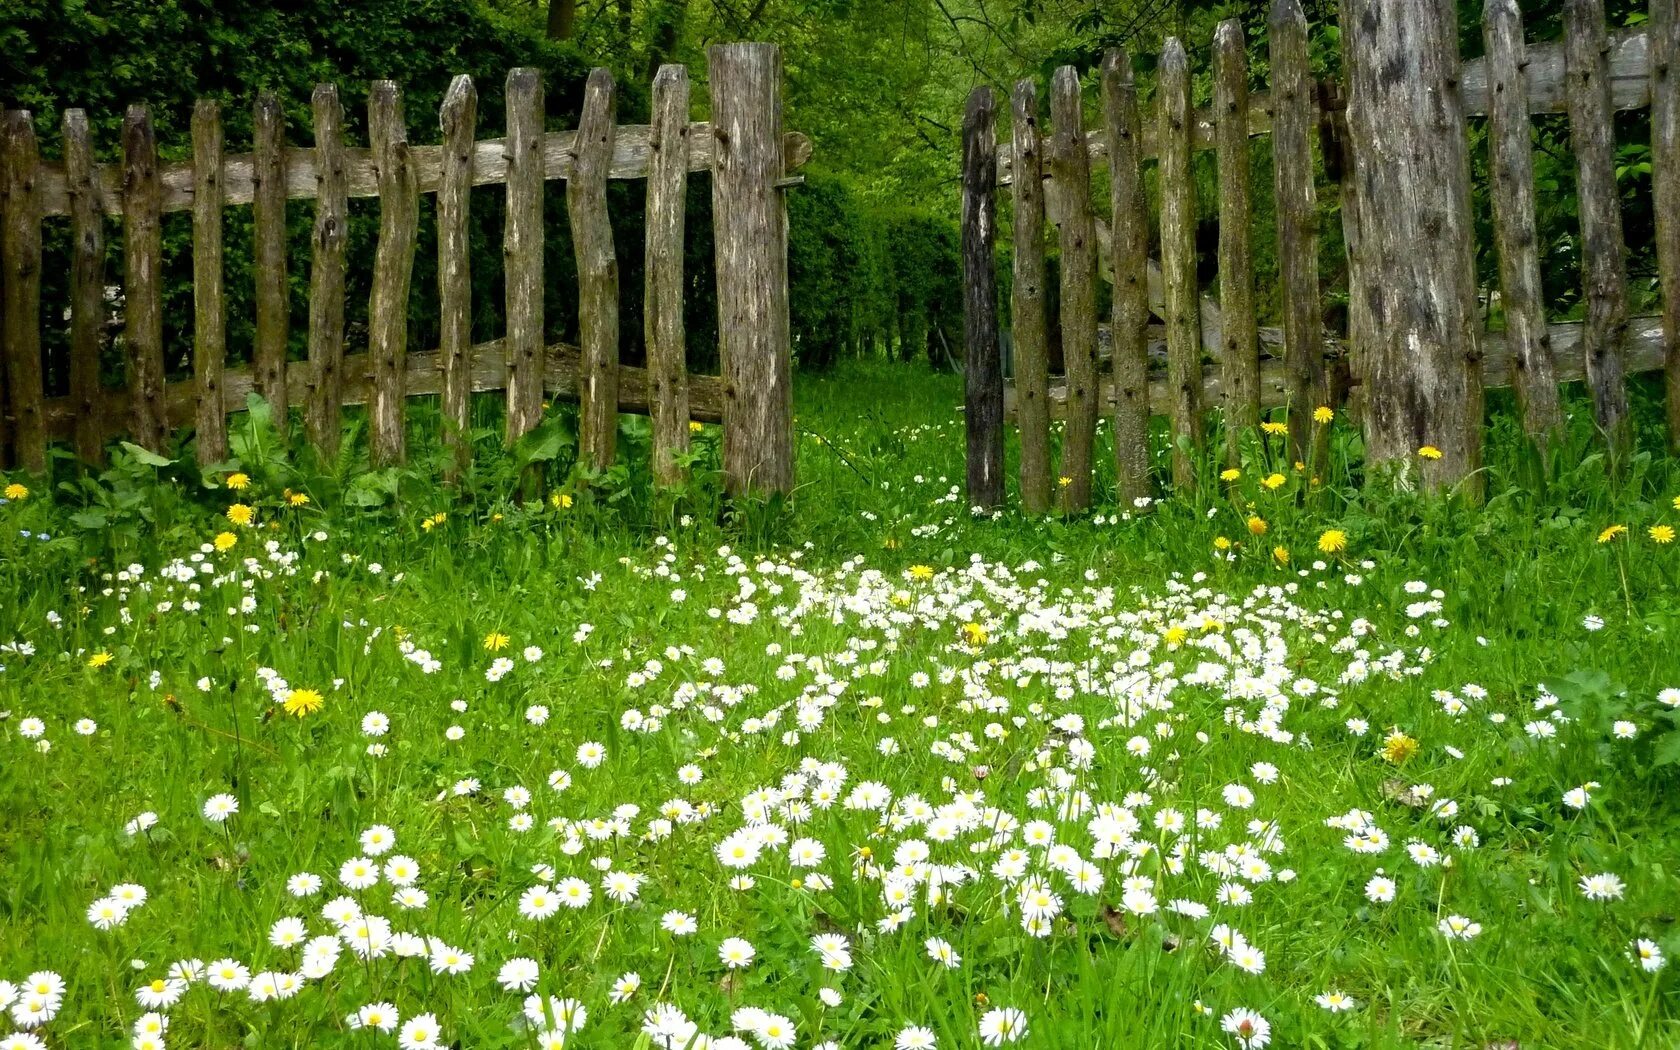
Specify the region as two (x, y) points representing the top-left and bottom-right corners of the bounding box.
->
(573, 67), (621, 472)
(1158, 39), (1203, 490)
(367, 82), (417, 466)
(961, 86), (1003, 510)
(646, 64), (692, 487)
(251, 92), (289, 426)
(1651, 0), (1680, 451)
(1047, 67), (1099, 511)
(1272, 0), (1327, 470)
(191, 100), (227, 465)
(64, 110), (107, 465)
(503, 68), (545, 448)
(437, 75), (476, 481)
(709, 43), (794, 498)
(1567, 0), (1632, 452)
(305, 84), (349, 458)
(1, 111), (45, 472)
(1010, 80), (1051, 514)
(1483, 0), (1564, 453)
(122, 106), (167, 453)
(1102, 51), (1152, 505)
(1343, 0), (1484, 494)
(1214, 20), (1259, 464)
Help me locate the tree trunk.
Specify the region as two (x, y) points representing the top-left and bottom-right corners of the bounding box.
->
(547, 0), (577, 40)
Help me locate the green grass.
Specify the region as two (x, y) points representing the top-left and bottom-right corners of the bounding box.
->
(0, 362), (1678, 1050)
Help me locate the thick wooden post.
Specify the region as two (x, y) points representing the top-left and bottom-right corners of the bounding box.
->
(1652, 0), (1680, 452)
(1, 111), (45, 472)
(1159, 39), (1202, 491)
(64, 110), (106, 466)
(1011, 80), (1051, 514)
(1342, 0), (1483, 494)
(191, 101), (227, 465)
(252, 92), (289, 427)
(1103, 50), (1151, 505)
(646, 64), (692, 487)
(1483, 0), (1563, 456)
(438, 75), (476, 481)
(367, 82), (417, 466)
(1272, 0), (1325, 472)
(1565, 0), (1631, 454)
(306, 85), (348, 458)
(504, 68), (544, 447)
(1046, 67), (1098, 511)
(1214, 19), (1259, 463)
(573, 67), (620, 472)
(962, 86), (1003, 510)
(122, 106), (167, 453)
(708, 42), (793, 498)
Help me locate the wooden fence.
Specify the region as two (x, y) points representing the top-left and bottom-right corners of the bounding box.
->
(962, 0), (1680, 510)
(0, 43), (804, 496)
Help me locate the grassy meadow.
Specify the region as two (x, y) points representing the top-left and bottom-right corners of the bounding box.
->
(1, 364), (1679, 1049)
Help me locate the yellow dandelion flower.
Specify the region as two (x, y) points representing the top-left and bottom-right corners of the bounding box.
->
(1417, 445), (1443, 460)
(213, 532), (238, 552)
(1219, 468), (1241, 482)
(1246, 516), (1268, 536)
(226, 504), (255, 527)
(883, 536), (901, 550)
(549, 492), (573, 509)
(1597, 524), (1628, 544)
(1213, 535), (1232, 550)
(283, 688), (324, 718)
(1262, 473), (1286, 491)
(689, 420), (705, 433)
(287, 491), (310, 507)
(422, 517), (437, 531)
(1673, 495), (1680, 512)
(484, 632), (510, 652)
(1272, 545), (1290, 565)
(909, 565), (935, 581)
(87, 650), (113, 669)
(891, 590), (912, 607)
(1313, 405), (1334, 424)
(224, 472), (250, 491)
(4, 482), (29, 501)
(1163, 626), (1189, 647)
(1649, 524), (1674, 545)
(1317, 529), (1348, 555)
(1380, 729), (1419, 765)
(961, 622), (988, 646)
(1261, 421), (1288, 437)
(1057, 476), (1073, 488)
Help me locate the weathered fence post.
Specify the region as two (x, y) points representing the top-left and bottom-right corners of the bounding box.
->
(1342, 0), (1483, 495)
(646, 64), (692, 488)
(1214, 20), (1259, 464)
(1272, 0), (1325, 473)
(437, 75), (476, 481)
(1, 111), (45, 473)
(367, 82), (417, 466)
(1483, 0), (1563, 457)
(1010, 80), (1051, 514)
(64, 110), (106, 466)
(1651, 0), (1680, 452)
(191, 100), (227, 465)
(1565, 0), (1631, 455)
(306, 85), (348, 459)
(709, 42), (793, 499)
(504, 68), (544, 449)
(122, 105), (167, 453)
(1103, 50), (1151, 506)
(252, 92), (289, 428)
(1047, 67), (1098, 511)
(1159, 38), (1202, 491)
(961, 85), (1003, 510)
(573, 67), (620, 472)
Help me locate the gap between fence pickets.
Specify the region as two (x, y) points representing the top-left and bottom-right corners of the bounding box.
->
(992, 25), (1651, 184)
(32, 124), (814, 218)
(35, 341), (726, 443)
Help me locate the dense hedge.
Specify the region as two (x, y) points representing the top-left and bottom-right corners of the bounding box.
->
(0, 0), (962, 388)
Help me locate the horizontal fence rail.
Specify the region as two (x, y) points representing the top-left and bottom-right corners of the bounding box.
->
(962, 0), (1680, 511)
(0, 44), (802, 496)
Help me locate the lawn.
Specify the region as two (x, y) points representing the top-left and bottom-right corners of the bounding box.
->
(1, 363), (1678, 1049)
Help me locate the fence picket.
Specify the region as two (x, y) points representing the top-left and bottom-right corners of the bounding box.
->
(367, 82), (417, 466)
(962, 86), (1003, 510)
(574, 67), (621, 472)
(1102, 50), (1152, 506)
(503, 68), (544, 448)
(646, 64), (692, 488)
(1271, 0), (1325, 473)
(306, 85), (348, 458)
(438, 75), (476, 482)
(1010, 80), (1051, 514)
(253, 92), (289, 427)
(1652, 0), (1680, 452)
(1214, 20), (1259, 463)
(64, 110), (106, 466)
(122, 106), (167, 453)
(1047, 67), (1098, 510)
(191, 101), (227, 465)
(1484, 0), (1564, 456)
(1, 112), (45, 473)
(1566, 0), (1632, 454)
(1159, 39), (1202, 490)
